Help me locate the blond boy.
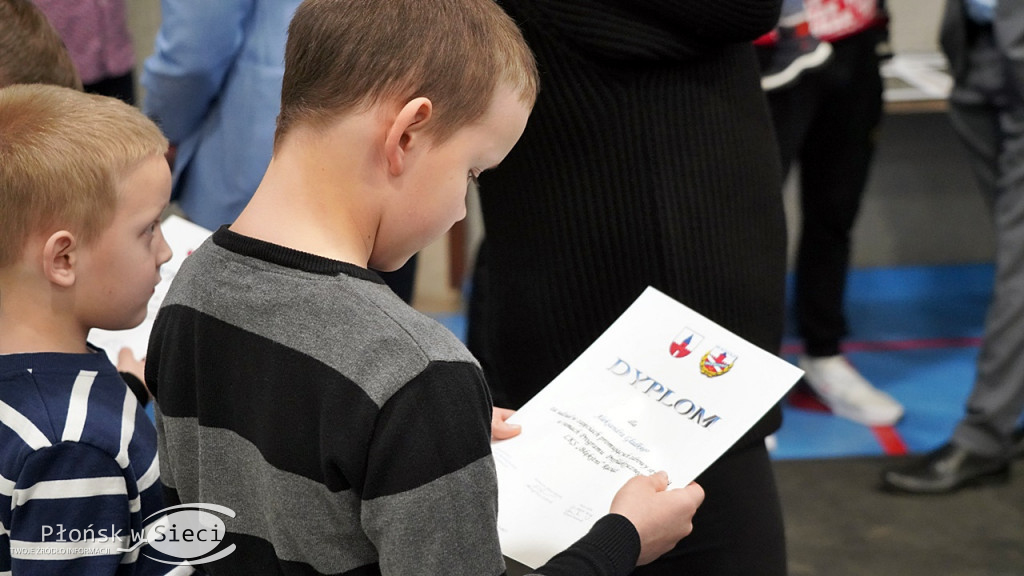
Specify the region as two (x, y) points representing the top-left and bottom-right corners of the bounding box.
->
(0, 85), (180, 573)
(147, 1), (703, 574)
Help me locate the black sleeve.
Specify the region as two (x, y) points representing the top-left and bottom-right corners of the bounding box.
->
(531, 514), (640, 576)
(119, 371), (150, 407)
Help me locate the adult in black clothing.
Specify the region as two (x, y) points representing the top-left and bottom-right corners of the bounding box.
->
(468, 0), (789, 574)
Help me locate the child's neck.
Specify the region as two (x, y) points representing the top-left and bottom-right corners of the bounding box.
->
(0, 313), (89, 355)
(232, 123), (383, 267)
(0, 274), (88, 355)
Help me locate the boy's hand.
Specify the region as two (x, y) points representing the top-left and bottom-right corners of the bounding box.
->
(609, 472), (704, 566)
(491, 407), (522, 440)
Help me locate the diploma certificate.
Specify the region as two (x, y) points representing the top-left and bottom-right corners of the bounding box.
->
(493, 287), (803, 568)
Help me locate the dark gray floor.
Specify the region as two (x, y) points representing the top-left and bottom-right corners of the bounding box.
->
(777, 457), (1024, 576)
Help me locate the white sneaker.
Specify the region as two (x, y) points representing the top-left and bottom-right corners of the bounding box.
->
(797, 354), (904, 426)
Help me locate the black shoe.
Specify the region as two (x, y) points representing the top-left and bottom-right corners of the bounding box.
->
(881, 443), (1010, 494)
(1014, 427), (1024, 459)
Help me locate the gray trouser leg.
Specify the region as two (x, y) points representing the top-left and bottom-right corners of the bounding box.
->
(949, 32), (1024, 456)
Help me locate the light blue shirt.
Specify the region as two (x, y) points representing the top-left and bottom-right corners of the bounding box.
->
(142, 0), (303, 230)
(965, 0), (996, 23)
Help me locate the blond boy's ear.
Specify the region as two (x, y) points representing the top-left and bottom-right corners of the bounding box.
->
(384, 97), (433, 177)
(41, 231), (78, 288)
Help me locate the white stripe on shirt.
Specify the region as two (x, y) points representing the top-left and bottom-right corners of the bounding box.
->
(0, 400), (52, 451)
(136, 454), (160, 493)
(61, 370), (98, 442)
(12, 476), (126, 508)
(115, 388), (136, 469)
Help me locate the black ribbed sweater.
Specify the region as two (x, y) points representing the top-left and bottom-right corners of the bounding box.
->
(471, 0), (787, 448)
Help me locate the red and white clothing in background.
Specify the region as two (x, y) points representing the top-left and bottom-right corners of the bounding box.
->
(805, 0), (883, 41)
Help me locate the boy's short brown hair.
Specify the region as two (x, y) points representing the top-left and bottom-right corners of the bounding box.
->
(276, 0), (538, 147)
(0, 0), (82, 90)
(0, 85), (167, 267)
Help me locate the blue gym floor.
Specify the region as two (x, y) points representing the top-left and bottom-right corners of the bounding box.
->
(431, 263), (1001, 462)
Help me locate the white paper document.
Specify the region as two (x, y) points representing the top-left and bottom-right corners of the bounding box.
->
(88, 215), (213, 365)
(493, 287), (803, 568)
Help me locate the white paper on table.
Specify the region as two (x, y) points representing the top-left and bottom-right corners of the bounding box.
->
(493, 286), (804, 569)
(88, 215), (213, 365)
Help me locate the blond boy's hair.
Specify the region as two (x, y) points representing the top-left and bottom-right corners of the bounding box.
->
(0, 0), (82, 90)
(275, 0), (539, 147)
(0, 85), (167, 267)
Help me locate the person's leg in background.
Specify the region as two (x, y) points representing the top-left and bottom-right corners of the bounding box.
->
(952, 95), (1024, 460)
(884, 23), (1024, 492)
(766, 70), (822, 176)
(792, 28), (904, 427)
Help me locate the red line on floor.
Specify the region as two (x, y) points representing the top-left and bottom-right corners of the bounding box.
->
(786, 387), (831, 413)
(788, 384), (913, 457)
(872, 426), (909, 456)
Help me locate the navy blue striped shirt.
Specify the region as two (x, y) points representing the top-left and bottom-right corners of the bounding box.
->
(0, 349), (186, 575)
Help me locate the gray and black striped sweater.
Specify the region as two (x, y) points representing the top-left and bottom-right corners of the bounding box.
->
(147, 226), (639, 576)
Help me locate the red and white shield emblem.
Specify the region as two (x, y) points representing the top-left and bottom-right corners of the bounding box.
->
(669, 328), (703, 358)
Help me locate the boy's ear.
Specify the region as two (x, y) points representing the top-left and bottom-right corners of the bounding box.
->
(384, 97), (433, 177)
(41, 230), (78, 288)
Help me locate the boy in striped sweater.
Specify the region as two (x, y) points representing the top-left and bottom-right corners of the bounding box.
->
(147, 1), (704, 574)
(0, 84), (185, 575)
